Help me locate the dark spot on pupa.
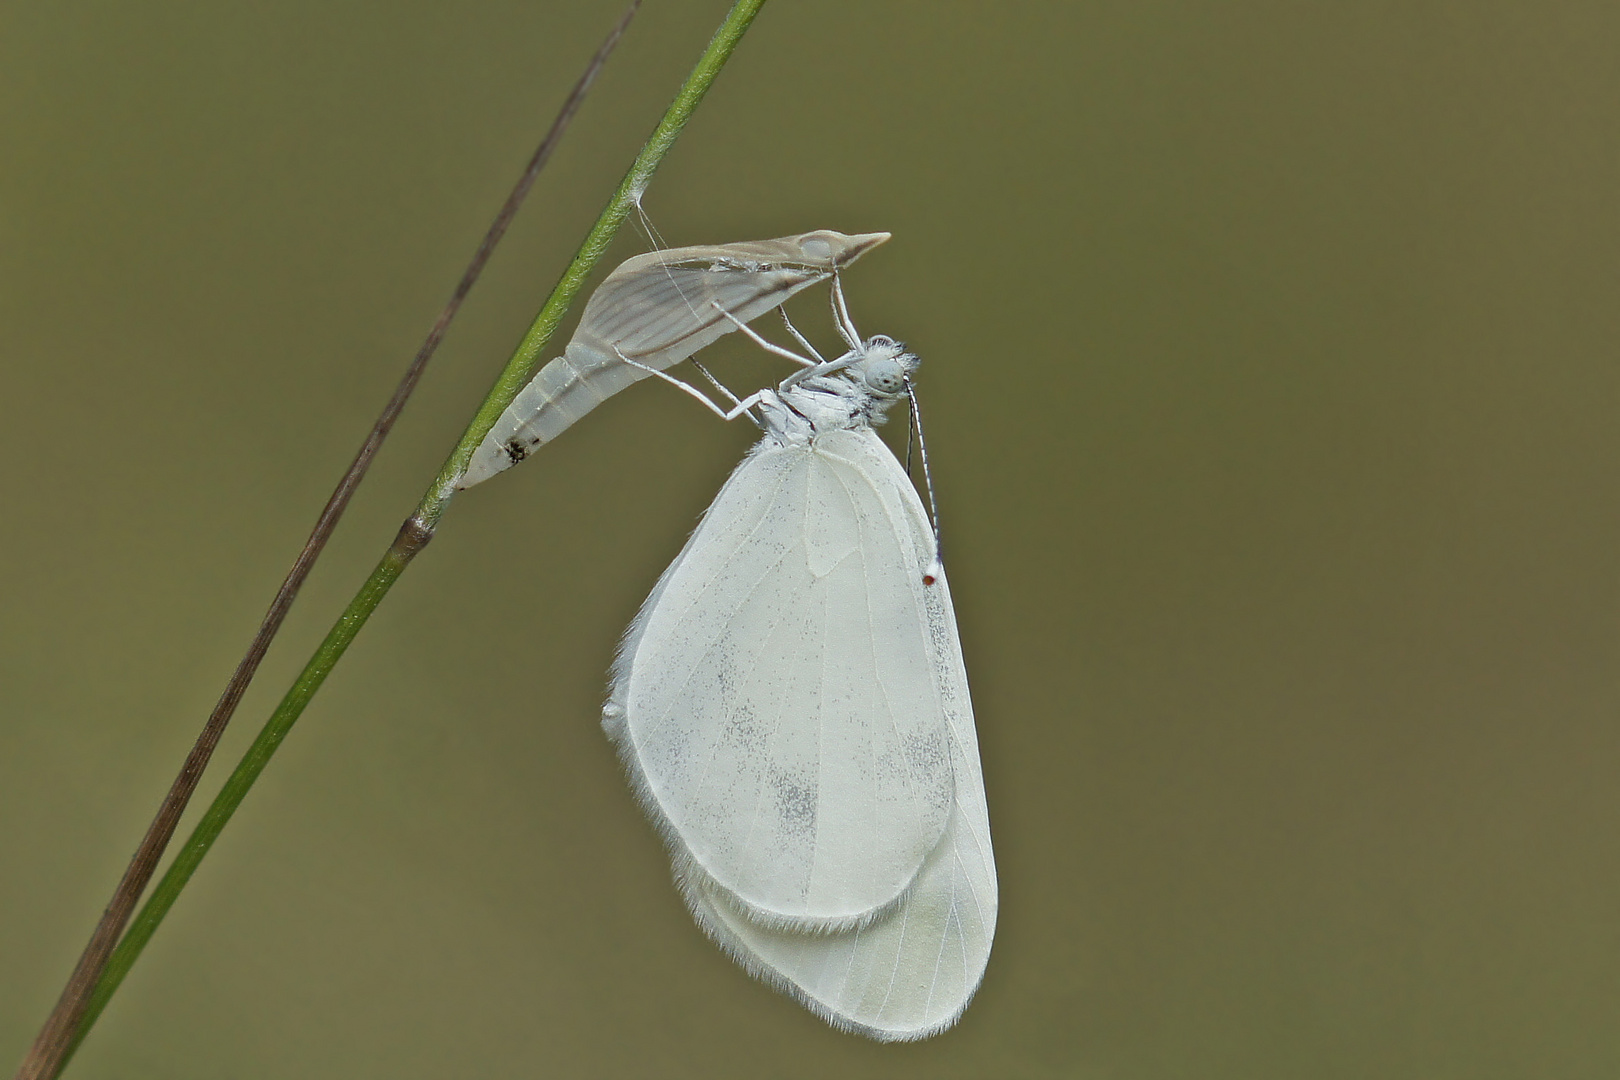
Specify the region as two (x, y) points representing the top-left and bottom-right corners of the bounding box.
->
(503, 439), (530, 464)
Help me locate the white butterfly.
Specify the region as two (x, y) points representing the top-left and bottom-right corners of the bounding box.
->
(601, 275), (996, 1040)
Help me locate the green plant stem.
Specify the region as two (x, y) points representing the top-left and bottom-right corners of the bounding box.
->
(59, 0), (767, 1067)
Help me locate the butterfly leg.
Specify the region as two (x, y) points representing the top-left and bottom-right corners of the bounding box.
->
(615, 348), (768, 424)
(690, 361), (767, 430)
(829, 274), (864, 353)
(691, 360), (744, 406)
(778, 308), (827, 365)
(712, 303), (818, 368)
(777, 352), (861, 392)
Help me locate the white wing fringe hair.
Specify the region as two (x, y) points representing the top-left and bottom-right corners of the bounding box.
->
(461, 232), (996, 1040)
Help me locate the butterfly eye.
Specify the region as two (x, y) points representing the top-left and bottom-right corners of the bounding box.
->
(863, 356), (907, 395)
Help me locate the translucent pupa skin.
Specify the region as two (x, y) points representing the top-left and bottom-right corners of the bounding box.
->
(457, 230), (889, 488)
(604, 332), (997, 1041)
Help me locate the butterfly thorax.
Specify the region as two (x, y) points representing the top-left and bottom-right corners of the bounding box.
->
(757, 336), (918, 447)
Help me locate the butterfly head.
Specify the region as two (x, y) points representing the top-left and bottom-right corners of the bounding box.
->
(852, 336), (918, 399)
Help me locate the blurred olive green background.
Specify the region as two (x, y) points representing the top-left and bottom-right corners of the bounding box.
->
(3, 2), (1617, 1076)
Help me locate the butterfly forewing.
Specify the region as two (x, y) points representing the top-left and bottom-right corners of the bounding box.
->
(609, 428), (954, 931)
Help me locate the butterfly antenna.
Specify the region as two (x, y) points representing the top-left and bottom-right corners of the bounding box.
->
(904, 377), (944, 581)
(904, 394), (917, 476)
